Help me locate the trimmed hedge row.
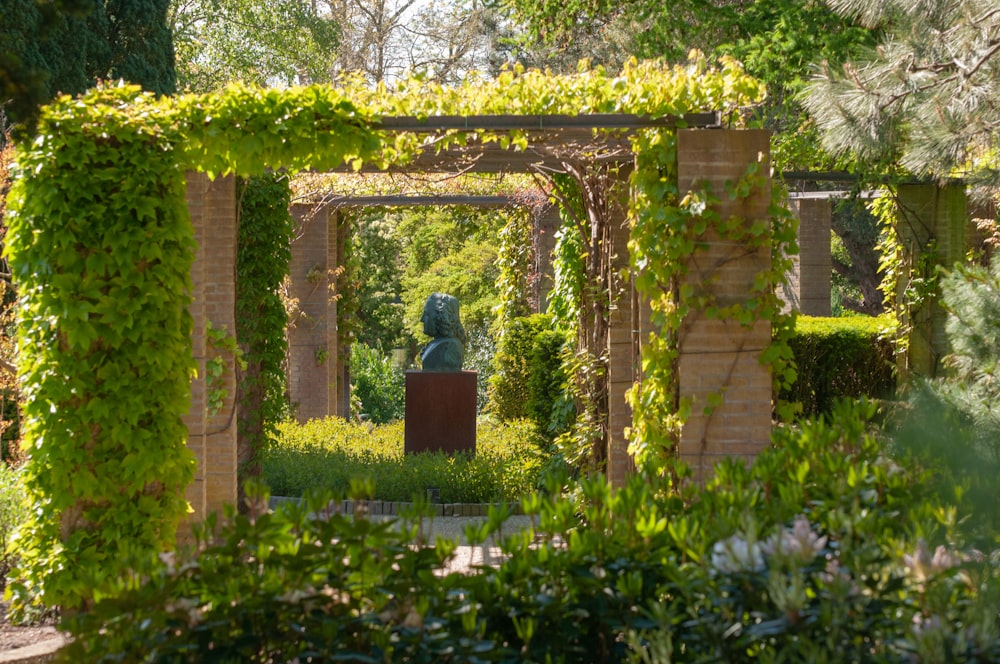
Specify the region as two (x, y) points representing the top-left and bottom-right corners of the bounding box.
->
(262, 417), (545, 503)
(781, 314), (896, 418)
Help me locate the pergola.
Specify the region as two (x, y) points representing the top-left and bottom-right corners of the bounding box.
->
(185, 112), (775, 518)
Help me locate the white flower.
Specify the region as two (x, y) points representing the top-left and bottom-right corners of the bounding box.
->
(903, 539), (960, 582)
(711, 534), (765, 574)
(762, 515), (827, 563)
(911, 611), (943, 638)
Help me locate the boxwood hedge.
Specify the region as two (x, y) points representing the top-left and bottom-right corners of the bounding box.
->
(781, 314), (897, 418)
(262, 417), (546, 503)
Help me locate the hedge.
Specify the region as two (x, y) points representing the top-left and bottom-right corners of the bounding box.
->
(262, 417), (545, 503)
(780, 314), (896, 418)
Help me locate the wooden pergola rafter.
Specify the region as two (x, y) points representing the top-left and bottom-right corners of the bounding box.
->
(339, 112), (723, 174)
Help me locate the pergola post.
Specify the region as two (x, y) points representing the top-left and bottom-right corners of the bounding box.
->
(607, 201), (638, 487)
(675, 129), (773, 478)
(288, 204), (342, 421)
(533, 203), (562, 311)
(895, 183), (967, 377)
(184, 173), (239, 519)
(786, 195), (833, 316)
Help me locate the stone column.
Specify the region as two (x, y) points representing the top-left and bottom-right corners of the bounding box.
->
(786, 195), (832, 316)
(184, 172), (239, 519)
(895, 184), (967, 377)
(675, 129), (773, 479)
(288, 204), (341, 421)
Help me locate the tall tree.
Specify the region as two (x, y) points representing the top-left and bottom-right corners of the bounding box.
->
(324, 0), (495, 83)
(803, 0), (1000, 185)
(1, 0), (175, 133)
(326, 0), (421, 82)
(168, 0), (340, 90)
(486, 0), (874, 171)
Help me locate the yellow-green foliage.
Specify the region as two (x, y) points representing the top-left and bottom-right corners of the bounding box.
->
(781, 314), (897, 418)
(263, 418), (545, 503)
(5, 55), (769, 610)
(0, 462), (27, 588)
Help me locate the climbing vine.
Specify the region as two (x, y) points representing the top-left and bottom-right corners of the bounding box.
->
(235, 173), (295, 509)
(5, 55), (774, 609)
(627, 129), (798, 478)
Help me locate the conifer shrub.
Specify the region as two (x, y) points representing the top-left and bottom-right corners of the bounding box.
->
(350, 342), (406, 424)
(780, 314), (896, 417)
(262, 417), (544, 503)
(892, 257), (1000, 542)
(488, 314), (574, 439)
(59, 400), (1000, 662)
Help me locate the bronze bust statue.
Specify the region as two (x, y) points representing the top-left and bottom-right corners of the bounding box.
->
(419, 293), (466, 372)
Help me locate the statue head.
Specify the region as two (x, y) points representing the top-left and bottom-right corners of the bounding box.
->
(419, 293), (466, 371)
(420, 293), (466, 344)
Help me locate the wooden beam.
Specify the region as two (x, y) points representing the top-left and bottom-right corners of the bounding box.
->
(322, 194), (539, 207)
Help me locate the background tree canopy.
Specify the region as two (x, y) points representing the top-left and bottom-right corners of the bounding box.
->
(804, 0), (1000, 186)
(0, 0), (175, 133)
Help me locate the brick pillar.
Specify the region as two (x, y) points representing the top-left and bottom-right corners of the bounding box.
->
(184, 172), (239, 519)
(675, 129), (773, 478)
(606, 185), (637, 488)
(533, 203), (561, 312)
(335, 212), (349, 417)
(895, 184), (967, 377)
(785, 195), (832, 316)
(288, 204), (340, 421)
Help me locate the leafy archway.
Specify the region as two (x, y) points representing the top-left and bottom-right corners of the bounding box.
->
(4, 57), (789, 609)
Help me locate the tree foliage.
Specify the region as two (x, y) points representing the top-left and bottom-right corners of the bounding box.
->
(168, 0), (340, 91)
(804, 0), (1000, 184)
(0, 0), (175, 133)
(488, 0), (874, 171)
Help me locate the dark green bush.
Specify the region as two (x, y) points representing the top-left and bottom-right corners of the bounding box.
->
(489, 314), (574, 439)
(262, 417), (545, 502)
(60, 400), (1000, 662)
(350, 342), (406, 423)
(59, 493), (496, 663)
(780, 314), (896, 418)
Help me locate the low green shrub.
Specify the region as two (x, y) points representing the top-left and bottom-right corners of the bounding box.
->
(350, 343), (406, 423)
(0, 462), (27, 589)
(60, 400), (1000, 662)
(59, 493), (494, 663)
(780, 314), (897, 418)
(262, 417), (545, 502)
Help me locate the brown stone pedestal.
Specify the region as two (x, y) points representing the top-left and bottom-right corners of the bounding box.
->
(404, 371), (477, 455)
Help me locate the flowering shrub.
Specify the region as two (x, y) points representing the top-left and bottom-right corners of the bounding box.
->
(61, 399), (1000, 662)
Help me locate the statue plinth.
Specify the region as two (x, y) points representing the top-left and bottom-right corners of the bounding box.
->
(404, 371), (477, 455)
